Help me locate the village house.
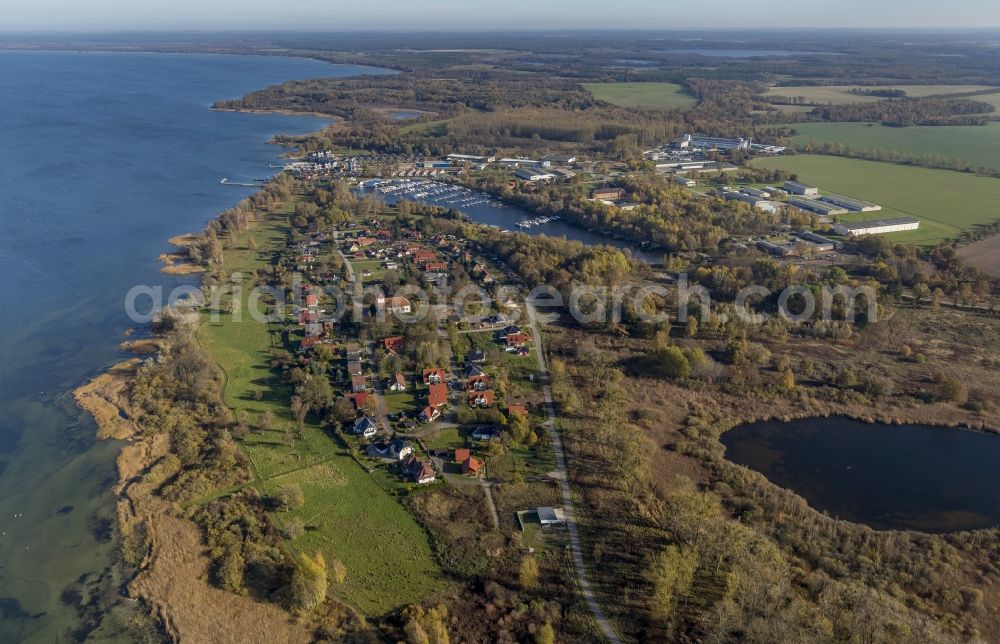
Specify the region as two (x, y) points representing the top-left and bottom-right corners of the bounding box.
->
(472, 425), (503, 441)
(454, 448), (482, 477)
(383, 335), (405, 353)
(376, 295), (412, 315)
(350, 374), (367, 393)
(352, 392), (372, 410)
(467, 374), (491, 391)
(347, 361), (363, 377)
(428, 382), (448, 408)
(468, 390), (494, 408)
(345, 342), (361, 360)
(465, 364), (486, 379)
(413, 249), (436, 264)
(505, 332), (530, 349)
(422, 368), (448, 385)
(388, 373), (407, 392)
(352, 416), (379, 439)
(420, 406), (441, 422)
(368, 438), (413, 461)
(507, 404), (529, 419)
(402, 456), (437, 484)
(462, 455), (482, 477)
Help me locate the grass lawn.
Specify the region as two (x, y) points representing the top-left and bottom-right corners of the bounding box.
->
(762, 84), (997, 105)
(197, 202), (445, 615)
(385, 388), (420, 415)
(750, 155), (1000, 244)
(422, 426), (467, 452)
(581, 82), (697, 109)
(788, 121), (1000, 173)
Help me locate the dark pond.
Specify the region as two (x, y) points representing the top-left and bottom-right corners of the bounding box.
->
(721, 416), (1000, 533)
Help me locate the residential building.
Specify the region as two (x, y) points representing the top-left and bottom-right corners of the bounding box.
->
(388, 373), (407, 392)
(468, 390), (495, 408)
(352, 416), (379, 439)
(422, 368), (448, 385)
(419, 406), (441, 422)
(402, 456), (437, 484)
(351, 375), (367, 393)
(467, 374), (491, 391)
(472, 425), (503, 441)
(428, 383), (448, 408)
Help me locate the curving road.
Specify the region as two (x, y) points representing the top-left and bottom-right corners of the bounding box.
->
(526, 302), (622, 643)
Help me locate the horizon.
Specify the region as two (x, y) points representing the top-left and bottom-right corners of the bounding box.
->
(4, 0), (1000, 32)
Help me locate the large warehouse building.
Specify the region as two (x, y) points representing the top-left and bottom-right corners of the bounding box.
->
(784, 180), (820, 196)
(833, 217), (920, 236)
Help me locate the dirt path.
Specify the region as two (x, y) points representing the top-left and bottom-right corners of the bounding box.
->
(526, 303), (622, 643)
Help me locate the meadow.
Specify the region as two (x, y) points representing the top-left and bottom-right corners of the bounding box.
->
(581, 82), (697, 109)
(788, 121), (1000, 172)
(197, 203), (446, 615)
(762, 84), (997, 105)
(750, 155), (1000, 244)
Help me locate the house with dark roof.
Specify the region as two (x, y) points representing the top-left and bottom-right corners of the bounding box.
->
(472, 425), (503, 441)
(352, 416), (379, 439)
(368, 438), (413, 461)
(402, 456), (437, 484)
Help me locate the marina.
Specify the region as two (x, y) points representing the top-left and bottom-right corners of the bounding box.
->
(361, 179), (656, 261)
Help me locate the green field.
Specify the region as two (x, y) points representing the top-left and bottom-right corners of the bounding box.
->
(788, 121), (1000, 172)
(750, 155), (1000, 244)
(763, 84), (997, 105)
(197, 206), (445, 615)
(581, 82), (697, 109)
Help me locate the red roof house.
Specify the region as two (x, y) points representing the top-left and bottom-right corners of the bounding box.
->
(428, 383), (448, 408)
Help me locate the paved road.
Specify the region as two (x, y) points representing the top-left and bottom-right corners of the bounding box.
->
(526, 303), (622, 644)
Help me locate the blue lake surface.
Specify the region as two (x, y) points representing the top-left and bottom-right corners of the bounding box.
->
(660, 48), (836, 58)
(0, 50), (387, 641)
(722, 417), (1000, 533)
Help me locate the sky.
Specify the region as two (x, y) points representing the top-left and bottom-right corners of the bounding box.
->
(1, 0), (999, 32)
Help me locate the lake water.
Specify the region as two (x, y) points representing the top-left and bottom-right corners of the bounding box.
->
(722, 417), (1000, 533)
(660, 48), (836, 58)
(0, 50), (387, 641)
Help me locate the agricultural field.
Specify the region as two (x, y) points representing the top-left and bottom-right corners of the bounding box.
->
(762, 84), (998, 105)
(958, 236), (1000, 278)
(750, 155), (1000, 244)
(197, 205), (445, 615)
(787, 121), (1000, 172)
(581, 82), (697, 109)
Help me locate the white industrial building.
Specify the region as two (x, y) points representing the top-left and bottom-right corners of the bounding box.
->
(513, 168), (555, 182)
(447, 153), (497, 164)
(675, 133), (751, 151)
(833, 217), (920, 236)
